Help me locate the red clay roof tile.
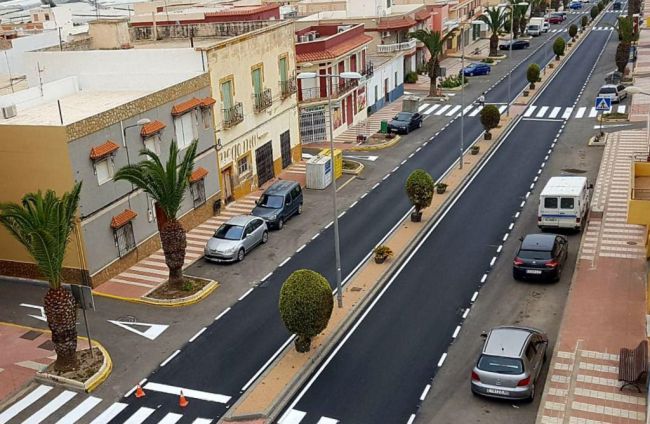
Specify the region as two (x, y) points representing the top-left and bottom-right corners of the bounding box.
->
(189, 166), (209, 182)
(140, 120), (166, 137)
(200, 97), (216, 107)
(376, 17), (418, 30)
(296, 34), (373, 63)
(90, 140), (120, 160)
(110, 209), (137, 229)
(172, 98), (202, 116)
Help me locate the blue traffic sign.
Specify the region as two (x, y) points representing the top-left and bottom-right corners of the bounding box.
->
(595, 97), (612, 111)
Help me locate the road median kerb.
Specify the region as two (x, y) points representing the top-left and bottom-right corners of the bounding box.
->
(348, 134), (401, 151)
(93, 279), (219, 307)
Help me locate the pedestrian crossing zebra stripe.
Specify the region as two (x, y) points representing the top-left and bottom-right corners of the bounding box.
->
(536, 106), (549, 118)
(446, 105), (461, 116)
(24, 390), (77, 424)
(0, 385), (52, 424)
(424, 104), (440, 114)
(575, 107), (586, 118)
(562, 107), (573, 119)
(435, 105), (451, 115)
(417, 102), (627, 120)
(524, 106), (537, 117)
(549, 106), (562, 118)
(122, 407), (155, 424)
(469, 106), (483, 117)
(55, 396), (102, 424)
(88, 403), (128, 424)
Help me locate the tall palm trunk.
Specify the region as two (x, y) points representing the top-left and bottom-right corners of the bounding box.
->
(160, 219), (186, 288)
(489, 33), (499, 56)
(513, 16), (521, 38)
(427, 57), (440, 97)
(44, 287), (78, 371)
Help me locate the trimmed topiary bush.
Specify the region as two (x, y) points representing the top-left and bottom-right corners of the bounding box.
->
(480, 105), (501, 140)
(581, 15), (589, 29)
(527, 63), (541, 89)
(597, 2), (604, 12)
(590, 6), (599, 19)
(405, 71), (419, 84)
(553, 37), (566, 59)
(569, 24), (578, 39)
(405, 169), (435, 222)
(279, 269), (333, 353)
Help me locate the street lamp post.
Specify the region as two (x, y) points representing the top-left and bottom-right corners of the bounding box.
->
(297, 70), (363, 308)
(460, 24), (465, 170)
(507, 3), (529, 116)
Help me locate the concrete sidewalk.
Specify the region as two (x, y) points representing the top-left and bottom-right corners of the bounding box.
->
(536, 130), (649, 424)
(93, 162), (307, 302)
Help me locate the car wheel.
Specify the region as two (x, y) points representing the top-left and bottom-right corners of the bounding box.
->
(469, 72), (474, 76)
(277, 218), (284, 230)
(261, 231), (268, 244)
(237, 248), (245, 262)
(418, 121), (422, 128)
(297, 203), (303, 215)
(525, 384), (536, 403)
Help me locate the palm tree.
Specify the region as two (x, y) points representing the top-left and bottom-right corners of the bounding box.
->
(480, 7), (508, 57)
(508, 0), (528, 38)
(0, 183), (82, 371)
(115, 140), (198, 289)
(408, 29), (452, 97)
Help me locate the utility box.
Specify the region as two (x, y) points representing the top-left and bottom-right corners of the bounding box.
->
(380, 120), (389, 133)
(402, 95), (421, 113)
(318, 148), (343, 179)
(306, 155), (333, 190)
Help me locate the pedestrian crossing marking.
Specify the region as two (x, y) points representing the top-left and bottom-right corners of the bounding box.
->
(143, 382), (231, 404)
(192, 419), (213, 424)
(280, 409), (307, 424)
(462, 105), (474, 115)
(159, 412), (183, 424)
(589, 107), (598, 118)
(562, 107), (573, 119)
(446, 105), (461, 116)
(123, 407), (155, 424)
(423, 104), (439, 114)
(549, 106), (561, 118)
(0, 385), (52, 424)
(418, 104), (429, 112)
(435, 105), (451, 115)
(55, 396), (102, 424)
(316, 417), (340, 424)
(469, 106), (483, 116)
(536, 106), (549, 118)
(24, 390), (77, 424)
(524, 106), (537, 117)
(89, 402), (127, 424)
(576, 107), (586, 118)
(498, 105), (507, 113)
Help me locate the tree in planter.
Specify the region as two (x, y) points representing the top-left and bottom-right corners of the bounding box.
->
(480, 105), (501, 140)
(597, 2), (604, 12)
(527, 63), (541, 89)
(615, 16), (635, 73)
(115, 140), (198, 289)
(408, 29), (452, 97)
(590, 6), (599, 20)
(405, 169), (435, 222)
(553, 37), (566, 60)
(0, 183), (82, 371)
(279, 269), (333, 353)
(568, 24), (578, 40)
(479, 7), (508, 57)
(581, 15), (589, 30)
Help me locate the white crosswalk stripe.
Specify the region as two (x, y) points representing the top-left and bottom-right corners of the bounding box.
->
(524, 106), (537, 117)
(498, 105), (507, 114)
(562, 107), (573, 119)
(123, 407), (155, 424)
(418, 103), (429, 112)
(469, 105), (483, 116)
(0, 385), (52, 424)
(575, 107), (586, 118)
(536, 106), (549, 118)
(159, 412), (183, 424)
(589, 107), (598, 118)
(89, 403), (128, 424)
(435, 105), (451, 115)
(549, 106), (561, 118)
(55, 396), (102, 424)
(423, 104), (440, 115)
(462, 105), (474, 115)
(446, 105), (461, 116)
(24, 390), (77, 424)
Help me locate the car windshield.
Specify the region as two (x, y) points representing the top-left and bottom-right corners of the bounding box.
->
(258, 194), (284, 209)
(517, 249), (552, 260)
(478, 355), (524, 374)
(529, 25), (539, 29)
(394, 113), (412, 121)
(214, 224), (244, 240)
(599, 87), (616, 94)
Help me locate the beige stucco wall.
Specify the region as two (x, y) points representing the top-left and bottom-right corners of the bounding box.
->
(88, 19), (132, 50)
(296, 0), (346, 15)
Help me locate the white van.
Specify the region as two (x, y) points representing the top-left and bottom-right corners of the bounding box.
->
(527, 24), (541, 36)
(538, 176), (591, 231)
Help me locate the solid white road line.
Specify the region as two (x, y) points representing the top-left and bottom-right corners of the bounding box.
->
(123, 407), (155, 424)
(160, 350), (180, 367)
(549, 107), (561, 118)
(575, 107), (586, 118)
(143, 382), (231, 404)
(89, 403), (128, 424)
(0, 385), (52, 424)
(279, 409), (307, 424)
(536, 106), (549, 118)
(423, 104), (440, 115)
(55, 396), (102, 424)
(562, 107), (573, 119)
(469, 106), (483, 117)
(189, 327), (207, 343)
(435, 105), (451, 115)
(23, 390), (77, 424)
(523, 105), (537, 117)
(158, 413), (183, 424)
(589, 107), (598, 118)
(446, 105), (462, 116)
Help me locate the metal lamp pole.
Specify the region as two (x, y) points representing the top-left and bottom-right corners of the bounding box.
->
(460, 25), (465, 169)
(508, 6), (514, 116)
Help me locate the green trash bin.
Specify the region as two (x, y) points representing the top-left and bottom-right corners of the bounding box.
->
(380, 120), (389, 134)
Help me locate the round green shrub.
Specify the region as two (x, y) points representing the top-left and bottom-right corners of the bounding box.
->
(590, 6), (599, 19)
(527, 63), (541, 89)
(480, 105), (501, 137)
(553, 37), (566, 59)
(405, 169), (435, 213)
(279, 269), (333, 353)
(405, 71), (419, 84)
(569, 24), (578, 38)
(581, 15), (589, 28)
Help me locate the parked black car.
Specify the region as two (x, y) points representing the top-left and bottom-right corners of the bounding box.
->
(387, 112), (423, 134)
(251, 180), (303, 230)
(513, 234), (568, 282)
(499, 40), (530, 50)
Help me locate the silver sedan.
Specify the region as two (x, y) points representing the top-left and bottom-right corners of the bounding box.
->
(204, 215), (268, 262)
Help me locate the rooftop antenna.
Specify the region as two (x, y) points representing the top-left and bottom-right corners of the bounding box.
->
(37, 61), (45, 97)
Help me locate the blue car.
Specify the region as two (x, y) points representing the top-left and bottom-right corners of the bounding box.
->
(569, 1), (582, 8)
(463, 63), (491, 77)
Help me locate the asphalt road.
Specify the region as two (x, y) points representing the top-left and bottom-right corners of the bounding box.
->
(108, 14), (581, 422)
(278, 5), (624, 424)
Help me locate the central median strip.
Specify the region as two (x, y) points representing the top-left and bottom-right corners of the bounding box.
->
(221, 9), (607, 424)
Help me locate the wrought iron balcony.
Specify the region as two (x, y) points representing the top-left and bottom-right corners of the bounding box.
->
(253, 88), (273, 113)
(361, 62), (374, 77)
(280, 78), (297, 99)
(222, 102), (244, 128)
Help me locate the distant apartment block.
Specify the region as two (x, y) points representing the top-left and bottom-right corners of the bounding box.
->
(0, 66), (220, 287)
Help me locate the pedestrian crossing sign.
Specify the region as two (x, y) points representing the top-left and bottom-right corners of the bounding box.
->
(595, 97), (612, 111)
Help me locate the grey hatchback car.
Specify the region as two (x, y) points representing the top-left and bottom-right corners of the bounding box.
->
(471, 326), (548, 401)
(251, 180), (303, 230)
(204, 215), (268, 262)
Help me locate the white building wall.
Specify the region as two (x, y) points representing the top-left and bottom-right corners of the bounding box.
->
(367, 54), (404, 108)
(0, 31), (61, 76)
(346, 0), (389, 17)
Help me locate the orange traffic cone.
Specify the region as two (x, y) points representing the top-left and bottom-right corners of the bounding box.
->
(135, 385), (145, 398)
(179, 390), (189, 408)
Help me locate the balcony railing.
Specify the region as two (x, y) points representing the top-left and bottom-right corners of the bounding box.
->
(253, 88), (273, 113)
(361, 63), (374, 77)
(300, 79), (359, 103)
(222, 102), (244, 128)
(280, 78), (297, 99)
(376, 39), (417, 54)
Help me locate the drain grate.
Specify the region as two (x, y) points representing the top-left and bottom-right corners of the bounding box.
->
(627, 241), (638, 245)
(20, 330), (41, 341)
(37, 340), (55, 351)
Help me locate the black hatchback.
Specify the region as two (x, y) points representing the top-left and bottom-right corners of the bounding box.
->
(513, 234), (568, 282)
(387, 112), (423, 134)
